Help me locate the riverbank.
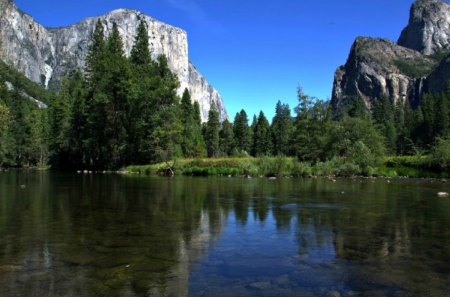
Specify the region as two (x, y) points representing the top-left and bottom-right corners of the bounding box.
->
(124, 156), (449, 178)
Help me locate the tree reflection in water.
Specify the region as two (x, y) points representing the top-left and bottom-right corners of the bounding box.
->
(0, 172), (449, 296)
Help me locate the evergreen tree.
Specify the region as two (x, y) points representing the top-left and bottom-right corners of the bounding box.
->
(128, 20), (158, 164)
(193, 101), (202, 126)
(271, 100), (293, 156)
(85, 20), (106, 87)
(337, 96), (369, 119)
(145, 54), (182, 162)
(68, 72), (89, 168)
(49, 73), (83, 167)
(419, 93), (436, 147)
(252, 111), (272, 156)
(233, 110), (252, 154)
(0, 100), (9, 136)
(130, 20), (152, 67)
(435, 92), (449, 137)
(394, 99), (407, 154)
(180, 88), (206, 157)
(205, 103), (220, 157)
(251, 114), (257, 131)
(293, 86), (334, 161)
(294, 99), (333, 161)
(219, 119), (234, 156)
(372, 96), (397, 153)
(0, 100), (11, 166)
(100, 22), (131, 168)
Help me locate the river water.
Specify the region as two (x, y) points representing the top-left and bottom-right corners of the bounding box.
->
(0, 171), (449, 297)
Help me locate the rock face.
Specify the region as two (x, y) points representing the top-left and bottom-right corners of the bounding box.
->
(398, 0), (450, 55)
(427, 53), (450, 93)
(0, 0), (227, 121)
(332, 0), (450, 113)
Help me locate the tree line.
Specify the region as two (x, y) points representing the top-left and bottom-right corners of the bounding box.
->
(1, 19), (450, 171)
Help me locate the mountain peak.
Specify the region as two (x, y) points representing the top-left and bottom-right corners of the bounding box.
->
(0, 1), (227, 122)
(398, 0), (450, 55)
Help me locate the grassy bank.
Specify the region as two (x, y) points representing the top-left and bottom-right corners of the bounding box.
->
(381, 156), (449, 178)
(124, 156), (449, 178)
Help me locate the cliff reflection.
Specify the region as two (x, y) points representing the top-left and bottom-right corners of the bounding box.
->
(0, 173), (449, 297)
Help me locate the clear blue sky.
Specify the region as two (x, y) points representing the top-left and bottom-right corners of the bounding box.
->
(16, 0), (415, 121)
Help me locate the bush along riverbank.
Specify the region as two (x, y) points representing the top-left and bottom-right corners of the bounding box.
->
(123, 156), (450, 178)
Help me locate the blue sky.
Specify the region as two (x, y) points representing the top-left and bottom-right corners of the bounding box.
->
(16, 0), (415, 121)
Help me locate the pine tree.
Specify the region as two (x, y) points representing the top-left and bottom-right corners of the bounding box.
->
(0, 100), (9, 136)
(373, 96), (397, 153)
(146, 54), (182, 162)
(180, 89), (206, 157)
(85, 20), (106, 87)
(271, 100), (293, 156)
(0, 100), (11, 166)
(435, 92), (449, 137)
(193, 101), (202, 126)
(50, 72), (84, 167)
(130, 20), (152, 67)
(205, 103), (220, 157)
(420, 93), (436, 147)
(233, 110), (252, 154)
(219, 119), (234, 156)
(99, 22), (131, 168)
(294, 99), (333, 161)
(252, 111), (272, 156)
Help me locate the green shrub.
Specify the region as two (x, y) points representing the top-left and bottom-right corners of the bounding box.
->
(431, 136), (450, 169)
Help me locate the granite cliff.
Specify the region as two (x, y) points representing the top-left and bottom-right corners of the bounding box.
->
(0, 0), (227, 121)
(332, 0), (450, 112)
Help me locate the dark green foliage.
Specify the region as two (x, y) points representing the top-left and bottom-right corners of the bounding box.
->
(394, 57), (435, 78)
(193, 101), (202, 126)
(4, 18), (450, 172)
(337, 96), (369, 119)
(130, 21), (152, 66)
(180, 89), (206, 157)
(431, 135), (450, 169)
(330, 117), (385, 169)
(271, 100), (293, 156)
(48, 19), (184, 169)
(205, 103), (220, 157)
(373, 96), (397, 153)
(252, 111), (272, 156)
(0, 61), (53, 105)
(0, 63), (51, 168)
(85, 20), (106, 87)
(233, 110), (252, 154)
(0, 99), (11, 166)
(294, 87), (334, 162)
(219, 119), (234, 156)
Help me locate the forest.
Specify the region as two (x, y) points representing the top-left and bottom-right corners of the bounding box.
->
(1, 19), (450, 176)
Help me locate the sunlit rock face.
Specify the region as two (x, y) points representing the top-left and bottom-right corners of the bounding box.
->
(331, 38), (434, 111)
(398, 0), (450, 55)
(332, 0), (450, 113)
(0, 0), (227, 122)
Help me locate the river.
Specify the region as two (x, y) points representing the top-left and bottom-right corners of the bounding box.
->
(0, 171), (449, 296)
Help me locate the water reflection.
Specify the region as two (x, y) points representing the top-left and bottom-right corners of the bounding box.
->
(0, 172), (449, 296)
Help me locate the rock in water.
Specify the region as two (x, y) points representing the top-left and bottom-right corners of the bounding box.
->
(437, 192), (449, 197)
(0, 0), (227, 122)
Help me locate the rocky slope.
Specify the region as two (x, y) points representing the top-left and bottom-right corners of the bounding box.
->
(398, 0), (450, 55)
(332, 0), (450, 112)
(0, 0), (227, 121)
